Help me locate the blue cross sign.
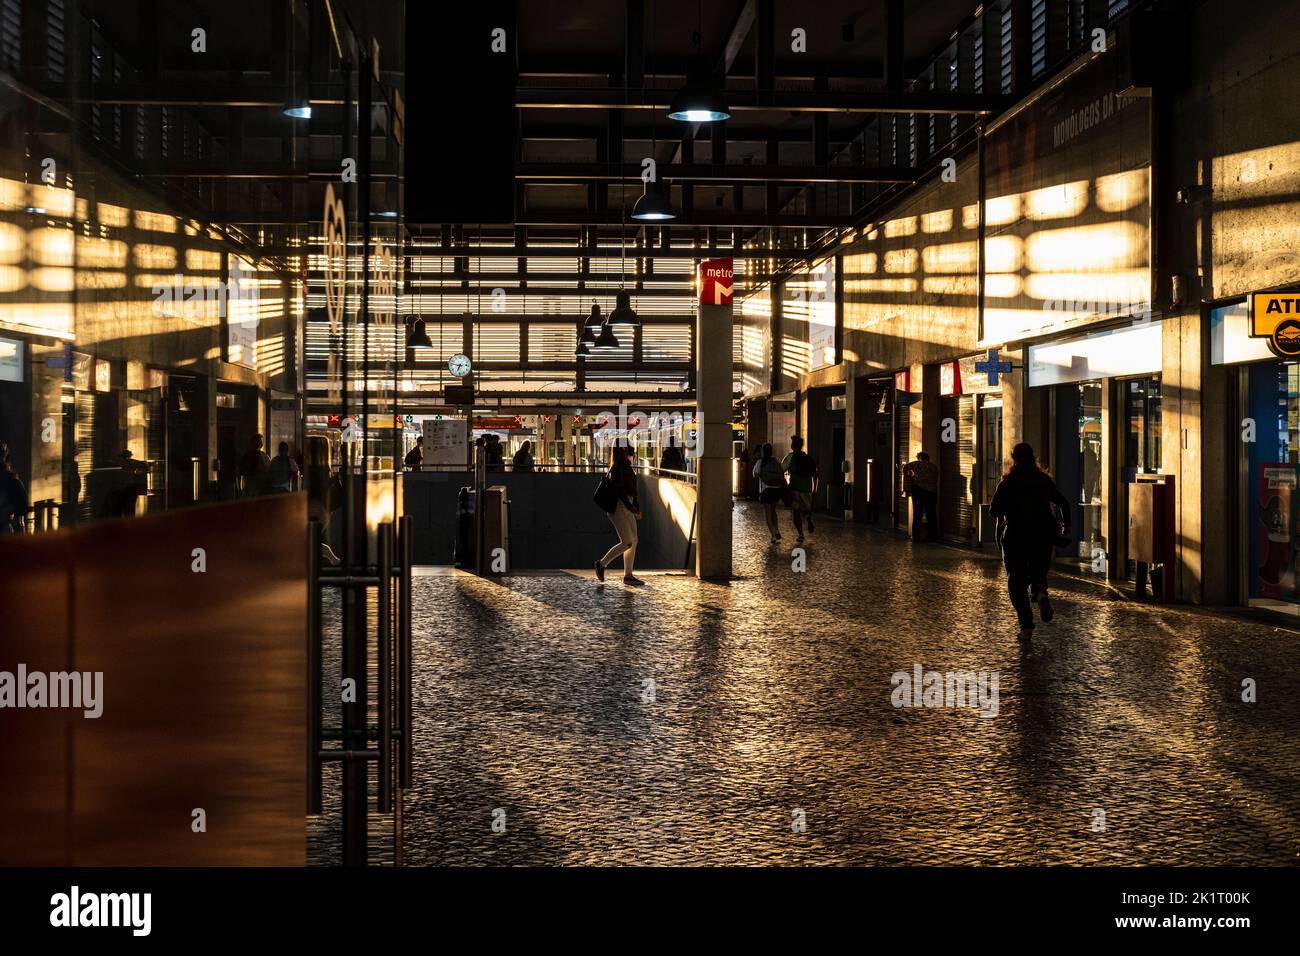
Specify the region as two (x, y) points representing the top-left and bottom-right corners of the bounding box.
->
(974, 347), (1014, 386)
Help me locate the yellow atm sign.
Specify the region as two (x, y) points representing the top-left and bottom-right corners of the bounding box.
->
(1250, 292), (1300, 357)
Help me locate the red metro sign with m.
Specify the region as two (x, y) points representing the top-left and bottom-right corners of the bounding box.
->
(699, 257), (734, 306)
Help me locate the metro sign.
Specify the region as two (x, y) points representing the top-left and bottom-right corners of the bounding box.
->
(699, 257), (734, 306)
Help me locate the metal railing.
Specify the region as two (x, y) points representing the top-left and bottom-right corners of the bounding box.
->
(308, 515), (413, 865)
(403, 461), (699, 484)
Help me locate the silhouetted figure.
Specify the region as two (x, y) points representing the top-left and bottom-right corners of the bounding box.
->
(659, 436), (685, 472)
(305, 437), (341, 566)
(238, 434), (271, 498)
(752, 442), (787, 543)
(485, 434), (505, 471)
(594, 444), (642, 585)
(512, 440), (534, 472)
(114, 450), (147, 516)
(782, 435), (819, 542)
(0, 441), (28, 533)
(404, 436), (424, 470)
(269, 441), (300, 492)
(990, 442), (1071, 642)
(904, 451), (939, 541)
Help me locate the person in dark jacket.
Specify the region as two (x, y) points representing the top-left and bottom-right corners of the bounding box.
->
(659, 436), (686, 472)
(512, 440), (535, 472)
(0, 441), (28, 533)
(595, 444), (642, 585)
(989, 442), (1071, 641)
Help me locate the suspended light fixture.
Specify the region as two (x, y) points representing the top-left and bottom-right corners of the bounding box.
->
(576, 341), (590, 358)
(406, 317), (433, 349)
(594, 323), (620, 349)
(632, 177), (675, 221)
(584, 303), (604, 328)
(579, 324), (597, 344)
(668, 81), (729, 123)
(634, 8), (677, 221)
(668, 0), (729, 122)
(609, 289), (639, 327)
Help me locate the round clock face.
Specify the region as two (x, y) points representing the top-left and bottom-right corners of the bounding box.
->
(448, 353), (472, 377)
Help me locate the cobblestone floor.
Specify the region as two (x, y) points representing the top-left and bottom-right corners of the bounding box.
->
(335, 502), (1300, 865)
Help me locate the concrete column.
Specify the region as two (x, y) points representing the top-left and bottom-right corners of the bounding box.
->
(845, 369), (869, 521)
(559, 414), (573, 465)
(696, 266), (734, 580)
(911, 363), (940, 461)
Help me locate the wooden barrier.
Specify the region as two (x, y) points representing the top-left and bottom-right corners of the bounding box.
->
(0, 494), (307, 865)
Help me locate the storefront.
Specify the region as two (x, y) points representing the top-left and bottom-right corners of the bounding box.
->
(1028, 321), (1164, 577)
(1213, 299), (1300, 615)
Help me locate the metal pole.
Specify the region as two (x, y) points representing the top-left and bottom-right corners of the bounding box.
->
(307, 519), (322, 814)
(398, 514), (413, 789)
(377, 522), (393, 813)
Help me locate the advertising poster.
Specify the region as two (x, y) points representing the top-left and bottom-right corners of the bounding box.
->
(1257, 463), (1296, 598)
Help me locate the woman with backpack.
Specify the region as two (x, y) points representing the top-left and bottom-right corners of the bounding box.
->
(594, 444), (643, 585)
(751, 442), (787, 544)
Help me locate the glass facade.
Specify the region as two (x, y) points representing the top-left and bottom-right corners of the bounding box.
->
(1245, 360), (1300, 606)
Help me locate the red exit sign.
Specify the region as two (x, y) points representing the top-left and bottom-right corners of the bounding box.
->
(698, 257), (734, 306)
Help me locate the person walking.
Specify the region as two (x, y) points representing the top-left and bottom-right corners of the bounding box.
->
(990, 442), (1071, 642)
(903, 450), (939, 541)
(594, 444), (643, 585)
(269, 441), (300, 492)
(512, 439), (535, 472)
(238, 434), (271, 498)
(781, 435), (818, 542)
(752, 442), (787, 543)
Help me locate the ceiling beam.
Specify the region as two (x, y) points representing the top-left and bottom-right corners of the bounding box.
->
(402, 244), (815, 259)
(516, 162), (914, 184)
(518, 87), (1011, 114)
(514, 210), (851, 228)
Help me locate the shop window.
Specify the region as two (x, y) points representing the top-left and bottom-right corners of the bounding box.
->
(1246, 361), (1300, 607)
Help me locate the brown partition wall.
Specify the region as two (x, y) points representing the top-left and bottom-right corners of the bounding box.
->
(0, 494), (307, 865)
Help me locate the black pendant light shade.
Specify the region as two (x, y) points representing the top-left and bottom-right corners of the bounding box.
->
(579, 323), (597, 344)
(584, 303), (604, 328)
(632, 178), (676, 221)
(406, 317), (433, 349)
(575, 341), (590, 358)
(594, 323), (620, 349)
(609, 290), (640, 327)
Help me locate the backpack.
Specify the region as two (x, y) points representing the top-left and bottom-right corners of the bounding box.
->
(790, 451), (815, 479)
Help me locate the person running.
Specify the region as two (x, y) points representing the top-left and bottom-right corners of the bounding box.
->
(751, 442), (787, 543)
(594, 444), (643, 585)
(781, 435), (818, 542)
(990, 442), (1071, 642)
(903, 450), (939, 541)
